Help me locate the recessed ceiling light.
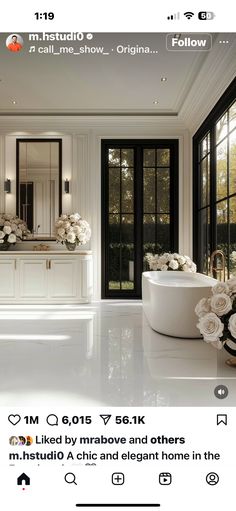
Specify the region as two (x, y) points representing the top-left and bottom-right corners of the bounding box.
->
(153, 100), (159, 104)
(161, 77), (167, 82)
(11, 100), (17, 105)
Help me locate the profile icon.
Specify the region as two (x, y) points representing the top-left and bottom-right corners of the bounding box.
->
(9, 436), (18, 446)
(6, 34), (24, 52)
(18, 436), (26, 446)
(25, 436), (33, 446)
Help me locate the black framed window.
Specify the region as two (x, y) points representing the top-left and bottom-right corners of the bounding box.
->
(193, 78), (236, 278)
(102, 140), (179, 298)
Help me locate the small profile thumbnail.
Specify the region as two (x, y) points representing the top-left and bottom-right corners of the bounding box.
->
(6, 34), (24, 52)
(9, 436), (18, 446)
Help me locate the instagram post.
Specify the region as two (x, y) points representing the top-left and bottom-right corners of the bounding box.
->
(0, 4), (236, 510)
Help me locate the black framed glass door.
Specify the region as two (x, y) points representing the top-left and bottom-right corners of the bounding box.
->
(193, 78), (236, 278)
(101, 140), (179, 298)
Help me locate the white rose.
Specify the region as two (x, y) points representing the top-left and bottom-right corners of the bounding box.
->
(169, 259), (179, 270)
(69, 215), (77, 223)
(195, 297), (211, 318)
(231, 251), (236, 263)
(197, 312), (224, 343)
(78, 238), (86, 245)
(210, 293), (232, 316)
(150, 262), (159, 270)
(8, 233), (16, 243)
(3, 225), (11, 234)
(210, 340), (223, 350)
(178, 256), (186, 266)
(63, 221), (71, 230)
(11, 223), (17, 232)
(228, 313), (236, 339)
(159, 255), (168, 265)
(55, 220), (64, 227)
(0, 240), (4, 244)
(212, 282), (230, 295)
(73, 225), (80, 236)
(66, 232), (76, 243)
(16, 228), (22, 237)
(228, 278), (236, 294)
(190, 262), (197, 273)
(0, 231), (5, 239)
(57, 227), (65, 237)
(161, 264), (168, 271)
(182, 263), (191, 272)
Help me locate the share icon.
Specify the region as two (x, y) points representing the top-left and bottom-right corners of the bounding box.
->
(100, 414), (112, 425)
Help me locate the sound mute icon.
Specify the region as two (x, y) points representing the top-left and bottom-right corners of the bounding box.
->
(167, 12), (180, 20)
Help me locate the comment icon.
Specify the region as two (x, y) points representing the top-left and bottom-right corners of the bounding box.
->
(46, 414), (59, 426)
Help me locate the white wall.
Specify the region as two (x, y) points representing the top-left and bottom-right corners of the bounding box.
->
(0, 117), (192, 299)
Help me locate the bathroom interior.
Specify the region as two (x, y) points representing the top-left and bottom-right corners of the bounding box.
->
(0, 32), (236, 407)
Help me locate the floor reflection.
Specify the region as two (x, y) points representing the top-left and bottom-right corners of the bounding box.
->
(0, 302), (236, 406)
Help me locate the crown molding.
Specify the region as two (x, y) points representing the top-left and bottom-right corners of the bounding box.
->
(0, 115), (188, 134)
(179, 35), (236, 134)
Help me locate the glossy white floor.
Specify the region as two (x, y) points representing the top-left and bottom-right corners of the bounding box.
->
(0, 302), (235, 407)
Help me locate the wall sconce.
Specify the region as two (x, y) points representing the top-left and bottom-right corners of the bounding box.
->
(64, 179), (70, 194)
(4, 179), (11, 193)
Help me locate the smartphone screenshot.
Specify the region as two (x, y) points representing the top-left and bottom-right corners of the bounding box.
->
(0, 2), (235, 510)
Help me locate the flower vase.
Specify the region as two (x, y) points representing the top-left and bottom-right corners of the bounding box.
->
(224, 340), (236, 367)
(225, 358), (236, 367)
(65, 241), (76, 251)
(0, 242), (10, 251)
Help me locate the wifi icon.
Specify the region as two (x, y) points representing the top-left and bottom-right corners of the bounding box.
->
(184, 11), (194, 19)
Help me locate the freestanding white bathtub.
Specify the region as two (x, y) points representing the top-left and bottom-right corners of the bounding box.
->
(142, 271), (217, 338)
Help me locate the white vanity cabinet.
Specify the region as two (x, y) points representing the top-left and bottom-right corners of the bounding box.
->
(0, 260), (16, 298)
(0, 251), (93, 303)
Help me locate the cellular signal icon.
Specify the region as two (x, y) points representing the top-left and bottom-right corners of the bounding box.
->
(167, 12), (180, 20)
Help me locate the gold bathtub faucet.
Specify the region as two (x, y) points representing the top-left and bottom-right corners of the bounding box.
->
(209, 250), (226, 282)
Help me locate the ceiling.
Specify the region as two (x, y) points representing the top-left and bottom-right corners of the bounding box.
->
(0, 32), (235, 115)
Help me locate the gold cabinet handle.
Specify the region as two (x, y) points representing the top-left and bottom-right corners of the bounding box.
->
(49, 260), (51, 270)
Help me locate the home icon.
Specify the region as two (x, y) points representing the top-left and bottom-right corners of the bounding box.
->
(17, 473), (30, 486)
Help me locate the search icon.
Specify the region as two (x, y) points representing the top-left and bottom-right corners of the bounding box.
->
(64, 472), (77, 485)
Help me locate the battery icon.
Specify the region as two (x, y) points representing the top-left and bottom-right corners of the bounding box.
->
(198, 11), (215, 20)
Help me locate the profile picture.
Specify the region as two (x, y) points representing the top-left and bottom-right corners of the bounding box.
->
(25, 436), (33, 446)
(9, 436), (18, 446)
(6, 34), (24, 52)
(18, 435), (26, 446)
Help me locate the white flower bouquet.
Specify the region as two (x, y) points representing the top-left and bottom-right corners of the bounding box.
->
(0, 213), (29, 250)
(55, 213), (91, 249)
(145, 252), (197, 273)
(230, 251), (236, 264)
(195, 278), (236, 355)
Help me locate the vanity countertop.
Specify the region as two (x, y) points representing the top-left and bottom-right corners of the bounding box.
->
(0, 250), (92, 255)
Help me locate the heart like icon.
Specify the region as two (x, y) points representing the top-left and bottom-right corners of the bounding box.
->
(8, 414), (21, 426)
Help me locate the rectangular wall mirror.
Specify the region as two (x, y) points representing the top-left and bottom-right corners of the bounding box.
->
(16, 139), (62, 239)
